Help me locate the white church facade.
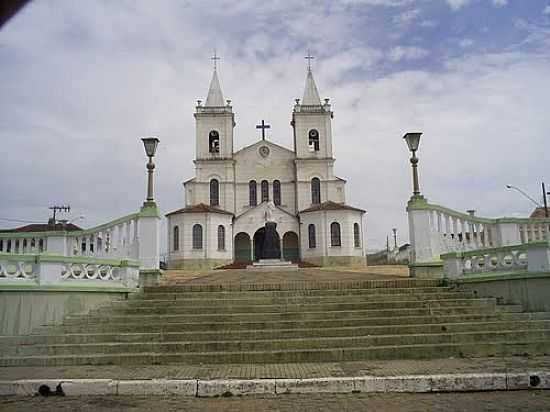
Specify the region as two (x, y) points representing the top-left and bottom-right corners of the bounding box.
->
(166, 64), (366, 269)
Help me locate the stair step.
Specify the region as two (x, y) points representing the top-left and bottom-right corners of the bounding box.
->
(12, 329), (550, 357)
(138, 286), (450, 299)
(117, 291), (476, 307)
(143, 279), (443, 293)
(99, 298), (496, 315)
(2, 340), (549, 367)
(50, 313), (550, 334)
(5, 319), (550, 347)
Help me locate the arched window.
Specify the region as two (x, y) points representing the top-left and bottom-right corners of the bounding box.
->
(192, 224), (203, 249)
(354, 223), (361, 248)
(217, 225), (225, 250)
(173, 226), (179, 251)
(273, 180), (281, 206)
(308, 129), (320, 151)
(261, 180), (269, 202)
(308, 224), (316, 249)
(311, 177), (321, 205)
(210, 179), (219, 206)
(249, 180), (257, 206)
(330, 222), (341, 247)
(209, 130), (220, 153)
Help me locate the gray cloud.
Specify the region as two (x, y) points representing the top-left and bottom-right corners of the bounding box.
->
(0, 0), (548, 252)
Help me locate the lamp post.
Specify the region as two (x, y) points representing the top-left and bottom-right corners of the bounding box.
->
(542, 182), (549, 218)
(403, 132), (423, 198)
(141, 137), (159, 206)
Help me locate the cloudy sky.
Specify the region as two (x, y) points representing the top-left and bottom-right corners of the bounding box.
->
(1, 0), (549, 252)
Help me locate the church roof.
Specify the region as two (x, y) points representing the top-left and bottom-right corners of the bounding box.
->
(302, 69), (321, 106)
(530, 207), (549, 218)
(205, 70), (224, 107)
(165, 203), (233, 217)
(299, 200), (365, 214)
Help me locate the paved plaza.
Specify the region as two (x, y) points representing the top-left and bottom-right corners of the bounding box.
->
(162, 265), (409, 285)
(1, 356), (549, 381)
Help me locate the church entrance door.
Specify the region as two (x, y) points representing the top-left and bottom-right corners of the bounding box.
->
(253, 227), (281, 261)
(282, 231), (299, 262)
(234, 232), (251, 263)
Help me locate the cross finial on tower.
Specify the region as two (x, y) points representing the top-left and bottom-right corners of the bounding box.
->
(256, 120), (271, 140)
(211, 49), (221, 71)
(305, 50), (315, 72)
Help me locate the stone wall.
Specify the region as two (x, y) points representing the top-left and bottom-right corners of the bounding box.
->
(454, 274), (550, 312)
(0, 287), (130, 335)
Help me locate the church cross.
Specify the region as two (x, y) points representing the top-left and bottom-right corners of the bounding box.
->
(256, 120), (271, 140)
(211, 49), (221, 70)
(305, 50), (315, 71)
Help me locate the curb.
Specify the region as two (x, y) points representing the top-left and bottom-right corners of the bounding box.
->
(1, 372), (549, 397)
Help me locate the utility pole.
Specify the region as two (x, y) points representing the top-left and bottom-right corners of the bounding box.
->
(392, 228), (398, 250)
(542, 182), (549, 218)
(48, 205), (70, 226)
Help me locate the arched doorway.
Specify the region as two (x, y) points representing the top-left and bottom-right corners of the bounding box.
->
(234, 232), (251, 263)
(253, 227), (281, 261)
(283, 231), (299, 262)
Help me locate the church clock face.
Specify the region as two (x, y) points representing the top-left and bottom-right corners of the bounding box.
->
(259, 145), (270, 158)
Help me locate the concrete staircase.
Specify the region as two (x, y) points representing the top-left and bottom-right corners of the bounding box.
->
(2, 277), (550, 366)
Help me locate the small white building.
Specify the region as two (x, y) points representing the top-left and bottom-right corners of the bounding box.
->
(166, 64), (366, 269)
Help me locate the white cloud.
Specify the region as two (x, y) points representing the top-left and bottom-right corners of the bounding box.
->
(388, 46), (429, 61)
(446, 0), (471, 11)
(492, 0), (508, 7)
(544, 5), (550, 14)
(420, 19), (438, 28)
(393, 8), (421, 25)
(459, 38), (474, 48)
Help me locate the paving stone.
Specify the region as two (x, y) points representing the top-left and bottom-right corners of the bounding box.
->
(60, 379), (117, 396)
(430, 373), (507, 392)
(197, 379), (275, 397)
(354, 375), (431, 393)
(276, 377), (355, 394)
(528, 371), (550, 389)
(118, 379), (196, 395)
(505, 373), (529, 390)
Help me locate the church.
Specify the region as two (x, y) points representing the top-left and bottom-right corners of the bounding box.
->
(166, 60), (366, 269)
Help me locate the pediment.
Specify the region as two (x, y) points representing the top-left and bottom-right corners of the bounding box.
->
(234, 140), (295, 160)
(235, 202), (297, 223)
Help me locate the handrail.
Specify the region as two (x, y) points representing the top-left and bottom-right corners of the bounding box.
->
(0, 208), (159, 239)
(407, 198), (550, 225)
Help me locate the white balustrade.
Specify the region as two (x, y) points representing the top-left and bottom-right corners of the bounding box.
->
(62, 263), (121, 281)
(408, 198), (550, 267)
(0, 204), (160, 287)
(442, 242), (549, 278)
(0, 257), (37, 280)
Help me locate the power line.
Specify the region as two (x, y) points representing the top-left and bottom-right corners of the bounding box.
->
(0, 217), (43, 224)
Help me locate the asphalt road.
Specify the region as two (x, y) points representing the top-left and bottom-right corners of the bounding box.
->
(1, 391), (550, 412)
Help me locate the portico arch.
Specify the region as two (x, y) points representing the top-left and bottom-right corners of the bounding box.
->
(282, 231), (299, 262)
(253, 227), (281, 261)
(234, 232), (251, 263)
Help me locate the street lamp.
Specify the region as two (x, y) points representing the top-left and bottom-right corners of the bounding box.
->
(506, 183), (549, 218)
(403, 132), (423, 197)
(141, 137), (159, 206)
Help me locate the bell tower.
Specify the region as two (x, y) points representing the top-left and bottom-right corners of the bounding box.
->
(194, 57), (235, 160)
(292, 55), (333, 160)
